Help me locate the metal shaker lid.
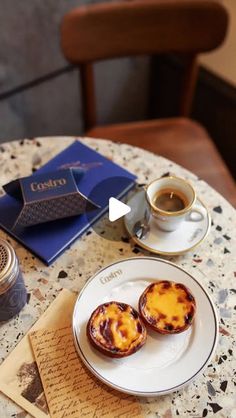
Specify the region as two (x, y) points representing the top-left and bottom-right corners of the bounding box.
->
(0, 239), (18, 294)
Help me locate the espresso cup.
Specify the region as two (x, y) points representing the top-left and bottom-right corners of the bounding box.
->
(145, 176), (204, 232)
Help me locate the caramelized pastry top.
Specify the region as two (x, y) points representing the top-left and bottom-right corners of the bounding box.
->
(87, 301), (147, 357)
(139, 281), (196, 333)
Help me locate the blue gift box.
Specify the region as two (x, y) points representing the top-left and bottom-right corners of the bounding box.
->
(3, 168), (99, 227)
(0, 141), (136, 265)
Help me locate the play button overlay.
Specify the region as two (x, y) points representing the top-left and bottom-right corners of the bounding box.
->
(85, 176), (135, 242)
(109, 197), (131, 222)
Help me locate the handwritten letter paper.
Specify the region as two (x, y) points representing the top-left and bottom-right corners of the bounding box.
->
(30, 326), (143, 418)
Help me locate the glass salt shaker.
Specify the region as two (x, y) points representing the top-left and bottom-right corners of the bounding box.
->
(0, 238), (27, 321)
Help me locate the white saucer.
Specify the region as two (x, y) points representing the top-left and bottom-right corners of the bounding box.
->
(72, 257), (218, 396)
(124, 191), (211, 256)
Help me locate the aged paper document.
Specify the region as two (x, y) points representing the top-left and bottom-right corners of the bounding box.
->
(0, 289), (78, 418)
(30, 325), (143, 418)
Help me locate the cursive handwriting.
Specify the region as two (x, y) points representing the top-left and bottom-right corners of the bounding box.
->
(30, 326), (142, 418)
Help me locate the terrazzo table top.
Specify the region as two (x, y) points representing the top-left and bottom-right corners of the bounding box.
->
(0, 136), (235, 418)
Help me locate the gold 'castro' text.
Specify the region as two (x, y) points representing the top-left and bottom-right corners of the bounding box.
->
(99, 269), (122, 284)
(30, 178), (66, 192)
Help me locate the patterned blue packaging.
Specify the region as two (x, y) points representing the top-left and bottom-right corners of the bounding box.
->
(3, 168), (99, 227)
(0, 141), (136, 265)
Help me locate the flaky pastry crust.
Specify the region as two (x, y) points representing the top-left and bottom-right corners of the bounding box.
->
(139, 281), (196, 334)
(87, 301), (147, 357)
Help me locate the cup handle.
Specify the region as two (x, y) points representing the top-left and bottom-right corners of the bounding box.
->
(186, 205), (205, 222)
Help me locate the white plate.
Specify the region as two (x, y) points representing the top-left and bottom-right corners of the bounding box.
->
(124, 191), (211, 255)
(73, 257), (218, 396)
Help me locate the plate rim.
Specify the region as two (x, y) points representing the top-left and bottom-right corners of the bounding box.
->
(73, 256), (218, 396)
(124, 195), (211, 256)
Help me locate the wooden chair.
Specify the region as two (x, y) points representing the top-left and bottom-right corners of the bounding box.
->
(61, 0), (236, 207)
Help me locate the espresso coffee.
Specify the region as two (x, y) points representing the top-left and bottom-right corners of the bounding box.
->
(153, 188), (188, 212)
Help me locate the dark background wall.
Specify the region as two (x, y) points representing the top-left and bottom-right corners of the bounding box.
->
(0, 0), (149, 142)
(0, 1), (235, 180)
(150, 56), (236, 179)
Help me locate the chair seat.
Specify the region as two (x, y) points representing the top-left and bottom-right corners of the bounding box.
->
(87, 117), (236, 207)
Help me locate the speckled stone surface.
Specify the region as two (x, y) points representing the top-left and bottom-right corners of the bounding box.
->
(0, 136), (235, 418)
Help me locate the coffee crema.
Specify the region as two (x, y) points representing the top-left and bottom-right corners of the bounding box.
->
(153, 188), (188, 212)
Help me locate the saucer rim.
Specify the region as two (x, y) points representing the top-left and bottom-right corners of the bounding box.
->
(124, 195), (211, 256)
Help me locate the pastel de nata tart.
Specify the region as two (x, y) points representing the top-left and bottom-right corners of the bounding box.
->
(87, 301), (147, 358)
(139, 280), (196, 334)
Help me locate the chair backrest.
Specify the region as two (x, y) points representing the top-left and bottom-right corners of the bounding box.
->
(61, 0), (228, 129)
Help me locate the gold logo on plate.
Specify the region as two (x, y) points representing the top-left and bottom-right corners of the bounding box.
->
(100, 269), (122, 284)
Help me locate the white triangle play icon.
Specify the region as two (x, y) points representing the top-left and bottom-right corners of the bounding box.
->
(109, 197), (131, 222)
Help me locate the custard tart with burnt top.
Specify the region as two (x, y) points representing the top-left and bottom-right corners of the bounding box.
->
(139, 280), (196, 334)
(87, 301), (147, 358)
